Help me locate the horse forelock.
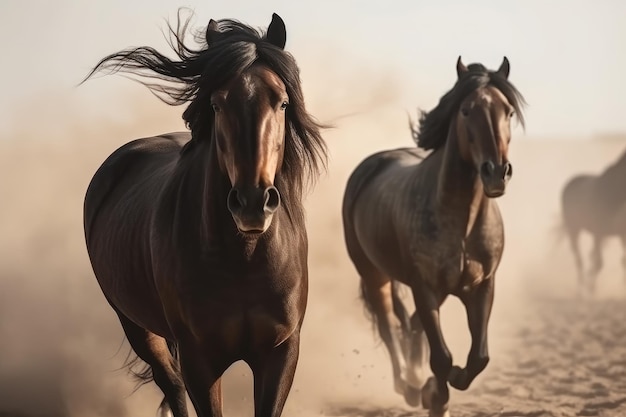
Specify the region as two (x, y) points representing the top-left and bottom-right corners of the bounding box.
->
(412, 65), (526, 151)
(84, 10), (328, 227)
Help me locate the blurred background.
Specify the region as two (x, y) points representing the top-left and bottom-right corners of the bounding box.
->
(1, 1), (625, 416)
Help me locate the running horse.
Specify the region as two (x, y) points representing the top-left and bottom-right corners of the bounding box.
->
(561, 147), (626, 295)
(342, 57), (525, 417)
(82, 13), (326, 417)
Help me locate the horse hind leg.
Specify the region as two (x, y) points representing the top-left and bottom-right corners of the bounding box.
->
(391, 283), (428, 407)
(402, 311), (430, 407)
(587, 236), (604, 295)
(115, 311), (188, 417)
(359, 269), (410, 399)
(566, 228), (585, 296)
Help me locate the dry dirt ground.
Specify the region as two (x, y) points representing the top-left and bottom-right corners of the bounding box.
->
(1, 91), (626, 417)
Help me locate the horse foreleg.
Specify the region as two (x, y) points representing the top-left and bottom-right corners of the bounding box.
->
(567, 228), (585, 294)
(179, 344), (226, 417)
(448, 277), (494, 391)
(251, 330), (300, 417)
(588, 237), (604, 294)
(115, 311), (188, 417)
(411, 287), (451, 417)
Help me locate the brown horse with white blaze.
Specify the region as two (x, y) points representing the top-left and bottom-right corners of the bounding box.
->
(342, 57), (525, 417)
(82, 12), (326, 417)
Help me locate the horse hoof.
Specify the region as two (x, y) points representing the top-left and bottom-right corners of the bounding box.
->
(429, 410), (451, 417)
(403, 384), (421, 407)
(421, 376), (438, 410)
(448, 366), (469, 390)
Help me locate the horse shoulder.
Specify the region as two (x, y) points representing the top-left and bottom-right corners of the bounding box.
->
(85, 135), (186, 218)
(460, 202), (504, 288)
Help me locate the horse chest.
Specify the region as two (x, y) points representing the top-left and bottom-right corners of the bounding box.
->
(416, 239), (499, 294)
(423, 211), (503, 293)
(174, 267), (304, 353)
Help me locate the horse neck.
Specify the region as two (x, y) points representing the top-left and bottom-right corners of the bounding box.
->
(435, 125), (487, 234)
(173, 141), (243, 250)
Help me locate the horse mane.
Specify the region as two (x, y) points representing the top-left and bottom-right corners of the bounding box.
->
(82, 9), (327, 204)
(597, 146), (626, 193)
(410, 62), (527, 151)
(601, 146), (626, 176)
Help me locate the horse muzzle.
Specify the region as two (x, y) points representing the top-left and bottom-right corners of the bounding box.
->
(479, 160), (512, 198)
(227, 185), (281, 234)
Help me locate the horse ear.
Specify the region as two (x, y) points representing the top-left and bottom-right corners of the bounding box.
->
(206, 19), (219, 45)
(497, 56), (510, 79)
(266, 13), (286, 49)
(456, 56), (468, 79)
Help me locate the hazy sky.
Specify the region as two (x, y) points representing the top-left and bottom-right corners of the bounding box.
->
(0, 0), (624, 139)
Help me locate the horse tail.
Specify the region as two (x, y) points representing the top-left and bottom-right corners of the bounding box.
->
(122, 339), (180, 393)
(122, 350), (153, 392)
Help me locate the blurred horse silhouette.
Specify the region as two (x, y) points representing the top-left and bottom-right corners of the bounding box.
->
(82, 12), (326, 417)
(561, 148), (626, 295)
(342, 57), (525, 417)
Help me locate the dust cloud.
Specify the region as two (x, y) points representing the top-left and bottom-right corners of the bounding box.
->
(1, 43), (625, 417)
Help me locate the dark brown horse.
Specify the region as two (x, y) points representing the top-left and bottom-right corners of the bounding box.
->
(342, 57), (525, 417)
(561, 147), (626, 295)
(82, 13), (326, 417)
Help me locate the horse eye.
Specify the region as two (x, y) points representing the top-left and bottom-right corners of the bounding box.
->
(211, 103), (221, 113)
(461, 108), (470, 117)
(509, 110), (515, 118)
(280, 101), (288, 110)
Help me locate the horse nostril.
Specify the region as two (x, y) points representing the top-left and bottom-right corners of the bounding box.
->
(264, 186), (281, 213)
(227, 188), (246, 212)
(480, 161), (495, 178)
(503, 162), (513, 179)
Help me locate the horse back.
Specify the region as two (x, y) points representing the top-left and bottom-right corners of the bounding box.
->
(343, 148), (424, 217)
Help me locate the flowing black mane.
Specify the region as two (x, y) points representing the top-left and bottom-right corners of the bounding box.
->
(601, 147), (626, 178)
(596, 146), (626, 209)
(411, 63), (526, 151)
(83, 10), (327, 198)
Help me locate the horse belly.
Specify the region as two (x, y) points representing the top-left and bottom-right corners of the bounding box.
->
(87, 218), (173, 338)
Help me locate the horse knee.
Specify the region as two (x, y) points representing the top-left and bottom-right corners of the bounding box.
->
(430, 350), (452, 379)
(474, 355), (489, 374)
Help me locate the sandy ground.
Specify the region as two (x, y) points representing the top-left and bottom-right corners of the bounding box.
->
(1, 83), (626, 417)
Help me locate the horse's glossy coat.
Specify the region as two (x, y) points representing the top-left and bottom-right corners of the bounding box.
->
(342, 57), (525, 417)
(83, 13), (326, 417)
